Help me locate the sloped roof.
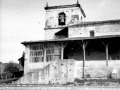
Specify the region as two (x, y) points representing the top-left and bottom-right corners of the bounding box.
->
(22, 19), (120, 45)
(55, 27), (68, 36)
(69, 19), (120, 27)
(44, 19), (120, 30)
(21, 35), (120, 45)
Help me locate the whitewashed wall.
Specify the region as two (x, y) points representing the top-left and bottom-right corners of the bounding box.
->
(18, 59), (120, 84)
(45, 7), (84, 28)
(69, 23), (120, 38)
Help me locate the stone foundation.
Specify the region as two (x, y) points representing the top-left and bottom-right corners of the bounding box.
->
(15, 60), (120, 84)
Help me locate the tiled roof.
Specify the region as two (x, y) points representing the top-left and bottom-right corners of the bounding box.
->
(21, 35), (120, 45)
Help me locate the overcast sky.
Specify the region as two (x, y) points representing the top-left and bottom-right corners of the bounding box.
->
(0, 0), (120, 63)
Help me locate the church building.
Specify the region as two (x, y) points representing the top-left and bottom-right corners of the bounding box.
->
(17, 1), (120, 84)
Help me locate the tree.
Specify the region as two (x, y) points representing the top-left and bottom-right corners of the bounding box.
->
(4, 61), (19, 73)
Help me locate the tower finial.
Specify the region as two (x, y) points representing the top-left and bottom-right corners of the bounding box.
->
(77, 0), (79, 4)
(46, 2), (48, 7)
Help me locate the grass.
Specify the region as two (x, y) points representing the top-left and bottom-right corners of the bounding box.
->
(71, 78), (120, 86)
(1, 78), (120, 87)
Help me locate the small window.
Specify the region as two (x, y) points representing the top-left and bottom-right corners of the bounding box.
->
(90, 31), (94, 37)
(58, 12), (66, 25)
(70, 15), (79, 24)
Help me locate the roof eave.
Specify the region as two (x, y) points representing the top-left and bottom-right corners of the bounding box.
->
(21, 35), (120, 45)
(44, 4), (80, 10)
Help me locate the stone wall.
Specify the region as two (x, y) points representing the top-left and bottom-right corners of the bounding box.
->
(16, 59), (76, 84)
(16, 59), (120, 84)
(44, 28), (61, 40)
(49, 59), (76, 84)
(24, 45), (30, 75)
(44, 6), (85, 40)
(24, 45), (44, 75)
(45, 7), (83, 29)
(69, 23), (120, 38)
(76, 60), (120, 79)
(24, 43), (62, 75)
(44, 21), (120, 40)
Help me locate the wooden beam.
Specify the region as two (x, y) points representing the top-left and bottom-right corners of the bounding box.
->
(101, 40), (111, 66)
(82, 41), (86, 79)
(82, 42), (85, 79)
(43, 43), (46, 67)
(78, 41), (89, 48)
(1, 64), (3, 80)
(106, 44), (108, 66)
(58, 42), (67, 60)
(61, 45), (64, 60)
(78, 40), (88, 79)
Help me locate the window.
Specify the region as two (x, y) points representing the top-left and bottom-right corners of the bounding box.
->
(58, 12), (66, 25)
(30, 45), (44, 63)
(71, 15), (79, 24)
(90, 31), (94, 37)
(46, 44), (61, 62)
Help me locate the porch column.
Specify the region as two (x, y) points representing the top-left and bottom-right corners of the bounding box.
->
(106, 44), (108, 66)
(60, 43), (67, 60)
(82, 42), (86, 79)
(1, 64), (2, 80)
(61, 45), (64, 60)
(101, 40), (111, 66)
(43, 43), (46, 67)
(79, 40), (88, 79)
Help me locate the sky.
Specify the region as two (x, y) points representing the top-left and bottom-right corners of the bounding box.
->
(0, 0), (120, 63)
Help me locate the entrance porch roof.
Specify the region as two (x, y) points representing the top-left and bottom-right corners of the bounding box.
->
(21, 35), (120, 45)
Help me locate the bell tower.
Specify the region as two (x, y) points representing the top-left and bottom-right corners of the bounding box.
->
(44, 1), (86, 39)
